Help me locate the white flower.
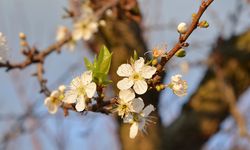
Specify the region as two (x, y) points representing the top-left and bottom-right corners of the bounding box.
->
(56, 26), (76, 51)
(80, 0), (94, 18)
(0, 32), (8, 63)
(44, 85), (66, 114)
(177, 22), (188, 34)
(63, 71), (96, 112)
(117, 57), (156, 95)
(116, 89), (135, 118)
(123, 98), (155, 139)
(72, 18), (98, 41)
(56, 26), (69, 41)
(170, 74), (188, 96)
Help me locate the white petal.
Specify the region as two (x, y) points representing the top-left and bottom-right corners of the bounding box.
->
(123, 114), (133, 123)
(133, 80), (147, 95)
(117, 64), (133, 77)
(63, 91), (77, 103)
(51, 90), (59, 98)
(81, 71), (93, 85)
(89, 22), (98, 32)
(47, 104), (58, 114)
(117, 78), (134, 90)
(171, 74), (182, 83)
(58, 85), (66, 92)
(142, 104), (155, 117)
(44, 99), (58, 114)
(119, 89), (135, 102)
(70, 76), (81, 89)
(44, 97), (51, 105)
(134, 57), (145, 72)
(138, 119), (146, 130)
(130, 122), (139, 139)
(140, 66), (156, 79)
(85, 82), (96, 98)
(131, 98), (144, 113)
(82, 30), (92, 40)
(75, 96), (86, 112)
(72, 28), (83, 41)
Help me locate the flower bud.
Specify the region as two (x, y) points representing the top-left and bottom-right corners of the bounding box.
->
(177, 22), (188, 34)
(19, 32), (26, 40)
(198, 20), (209, 28)
(99, 20), (106, 27)
(152, 59), (158, 66)
(175, 48), (186, 57)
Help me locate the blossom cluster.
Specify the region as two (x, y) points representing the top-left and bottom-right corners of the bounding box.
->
(115, 57), (188, 138)
(43, 54), (188, 139)
(44, 21), (189, 139)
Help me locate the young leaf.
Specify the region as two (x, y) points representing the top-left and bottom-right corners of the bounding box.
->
(97, 46), (112, 74)
(84, 57), (93, 70)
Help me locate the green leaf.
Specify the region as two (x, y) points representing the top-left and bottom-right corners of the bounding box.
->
(97, 46), (112, 74)
(87, 45), (112, 86)
(84, 57), (93, 70)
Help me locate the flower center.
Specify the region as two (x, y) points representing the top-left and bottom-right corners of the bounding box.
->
(132, 73), (141, 81)
(77, 86), (86, 95)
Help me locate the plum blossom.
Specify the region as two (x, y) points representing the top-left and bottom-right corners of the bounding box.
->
(117, 57), (156, 95)
(63, 71), (96, 112)
(44, 85), (66, 114)
(116, 89), (135, 118)
(170, 74), (188, 96)
(72, 18), (98, 41)
(123, 98), (155, 139)
(56, 26), (69, 41)
(0, 32), (8, 63)
(56, 26), (76, 50)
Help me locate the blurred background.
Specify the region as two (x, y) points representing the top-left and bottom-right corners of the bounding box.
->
(0, 0), (250, 150)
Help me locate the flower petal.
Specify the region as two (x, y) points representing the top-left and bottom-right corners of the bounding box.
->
(123, 114), (133, 123)
(58, 85), (66, 92)
(72, 28), (83, 41)
(63, 91), (77, 103)
(140, 66), (156, 79)
(44, 97), (51, 106)
(131, 98), (144, 113)
(142, 104), (155, 117)
(44, 98), (58, 114)
(134, 57), (145, 72)
(51, 90), (59, 98)
(70, 76), (81, 90)
(133, 80), (147, 95)
(75, 96), (86, 112)
(81, 71), (93, 85)
(117, 64), (133, 77)
(119, 89), (135, 102)
(85, 82), (96, 98)
(117, 78), (133, 90)
(130, 122), (139, 139)
(171, 74), (182, 83)
(82, 30), (92, 40)
(47, 104), (58, 114)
